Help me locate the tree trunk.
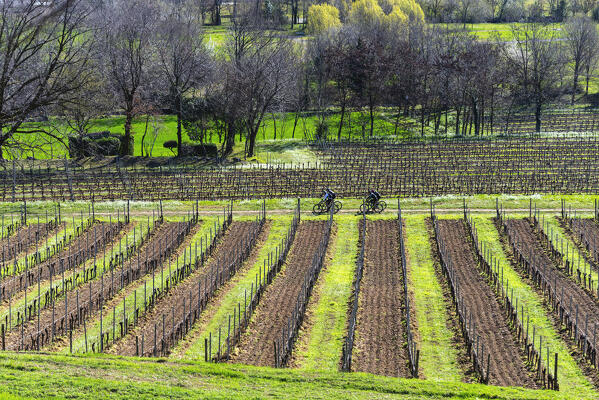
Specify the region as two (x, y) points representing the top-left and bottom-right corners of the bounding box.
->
(225, 122), (235, 155)
(572, 62), (580, 105)
(176, 94), (183, 157)
(369, 95), (374, 137)
(586, 65), (590, 95)
(292, 112), (299, 139)
(338, 99), (346, 141)
(455, 107), (461, 136)
(247, 128), (258, 157)
(141, 114), (150, 157)
(123, 109), (133, 156)
(471, 97), (479, 136)
(394, 106), (401, 136)
(535, 101), (542, 132)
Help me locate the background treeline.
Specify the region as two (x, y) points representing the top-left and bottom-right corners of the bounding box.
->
(0, 0), (598, 160)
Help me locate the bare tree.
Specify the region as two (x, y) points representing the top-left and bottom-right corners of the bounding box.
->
(346, 24), (394, 137)
(306, 31), (335, 140)
(0, 0), (95, 159)
(564, 15), (598, 104)
(99, 0), (157, 156)
(503, 23), (566, 132)
(224, 19), (297, 157)
(155, 1), (213, 156)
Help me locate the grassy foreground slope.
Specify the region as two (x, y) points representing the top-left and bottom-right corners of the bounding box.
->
(0, 352), (586, 400)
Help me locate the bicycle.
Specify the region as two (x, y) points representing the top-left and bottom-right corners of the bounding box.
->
(359, 197), (387, 214)
(313, 199), (342, 214)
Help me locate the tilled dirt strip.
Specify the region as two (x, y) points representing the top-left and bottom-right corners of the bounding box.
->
(111, 221), (259, 356)
(437, 219), (537, 388)
(351, 220), (408, 378)
(506, 219), (599, 336)
(4, 221), (191, 351)
(230, 221), (327, 367)
(0, 222), (124, 300)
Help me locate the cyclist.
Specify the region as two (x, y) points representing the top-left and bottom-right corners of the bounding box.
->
(367, 189), (380, 207)
(323, 188), (336, 208)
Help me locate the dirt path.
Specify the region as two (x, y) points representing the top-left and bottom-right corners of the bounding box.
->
(230, 221), (327, 367)
(89, 208), (594, 217)
(352, 220), (408, 378)
(437, 219), (537, 388)
(111, 221), (260, 356)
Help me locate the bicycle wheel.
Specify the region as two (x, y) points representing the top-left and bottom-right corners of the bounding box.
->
(375, 200), (387, 213)
(359, 203), (368, 215)
(313, 202), (326, 214)
(333, 200), (342, 214)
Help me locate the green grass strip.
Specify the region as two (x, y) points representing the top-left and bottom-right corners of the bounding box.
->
(473, 215), (595, 397)
(404, 215), (463, 382)
(294, 215), (358, 371)
(175, 215), (292, 360)
(0, 351), (588, 399)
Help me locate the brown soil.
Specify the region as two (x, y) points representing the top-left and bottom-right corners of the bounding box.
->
(425, 218), (475, 383)
(111, 221), (260, 356)
(437, 219), (537, 388)
(230, 221), (328, 367)
(560, 217), (599, 269)
(351, 220), (408, 378)
(507, 219), (599, 326)
(4, 221), (191, 350)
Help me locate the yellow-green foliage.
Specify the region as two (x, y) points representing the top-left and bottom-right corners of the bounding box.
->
(348, 0), (386, 27)
(348, 0), (423, 29)
(390, 0), (425, 22)
(306, 3), (342, 34)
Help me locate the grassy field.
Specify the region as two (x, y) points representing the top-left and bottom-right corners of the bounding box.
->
(9, 109), (422, 161)
(0, 352), (588, 400)
(436, 22), (565, 41)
